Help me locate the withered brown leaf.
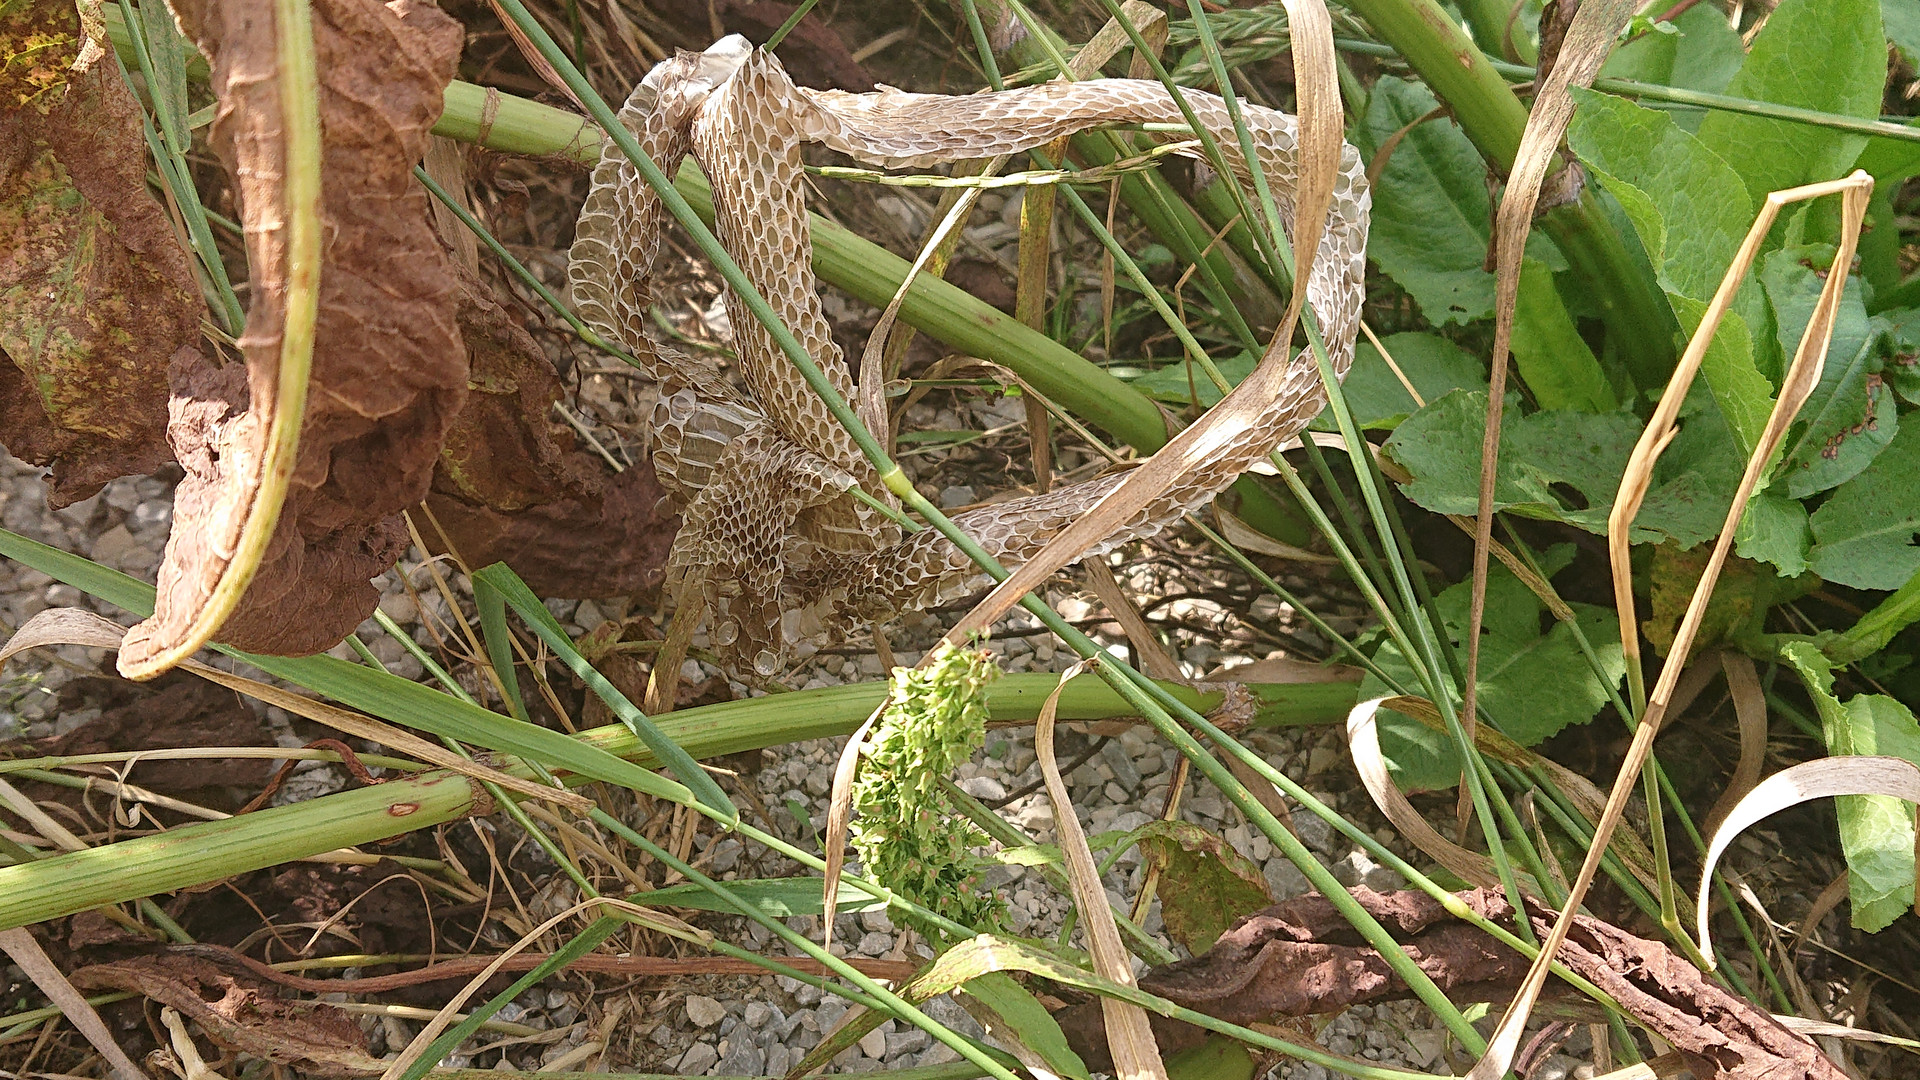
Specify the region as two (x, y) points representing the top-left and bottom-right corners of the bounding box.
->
(1063, 888), (1845, 1079)
(122, 0), (466, 668)
(0, 0), (197, 506)
(70, 952), (384, 1077)
(422, 272), (676, 598)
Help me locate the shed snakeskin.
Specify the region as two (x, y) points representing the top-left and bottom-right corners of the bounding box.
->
(568, 36), (1370, 675)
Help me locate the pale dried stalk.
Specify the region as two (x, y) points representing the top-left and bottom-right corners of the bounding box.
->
(940, 0), (1346, 645)
(1463, 0), (1636, 772)
(1470, 170), (1875, 1080)
(1035, 660), (1166, 1079)
(4, 609), (583, 809)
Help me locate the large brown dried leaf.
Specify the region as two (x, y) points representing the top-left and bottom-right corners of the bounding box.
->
(421, 276), (676, 596)
(70, 952), (384, 1077)
(0, 1), (196, 506)
(1063, 888), (1844, 1080)
(121, 0), (466, 666)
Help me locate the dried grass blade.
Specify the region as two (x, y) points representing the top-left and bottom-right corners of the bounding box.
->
(1471, 170), (1875, 1080)
(1462, 0), (1636, 763)
(1346, 696), (1501, 889)
(1696, 756), (1920, 957)
(0, 927), (149, 1080)
(940, 0), (1343, 644)
(1278, 0), (1338, 334)
(1705, 653), (1770, 836)
(3, 608), (587, 810)
(1036, 661), (1166, 1079)
(820, 699), (887, 954)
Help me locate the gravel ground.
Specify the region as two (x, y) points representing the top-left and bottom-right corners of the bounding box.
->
(0, 425), (1584, 1077)
(0, 355), (1589, 1076)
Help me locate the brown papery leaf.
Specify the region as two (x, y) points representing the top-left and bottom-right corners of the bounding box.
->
(120, 0), (466, 672)
(0, 1), (196, 506)
(71, 953), (383, 1077)
(1071, 888), (1844, 1080)
(422, 274), (676, 597)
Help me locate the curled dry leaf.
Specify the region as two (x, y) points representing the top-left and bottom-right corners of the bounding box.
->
(1695, 756), (1920, 959)
(121, 0), (466, 670)
(71, 952), (383, 1077)
(0, 0), (196, 506)
(421, 274), (677, 597)
(1065, 888), (1844, 1080)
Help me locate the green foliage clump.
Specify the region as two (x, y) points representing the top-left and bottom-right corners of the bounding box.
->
(850, 643), (1003, 937)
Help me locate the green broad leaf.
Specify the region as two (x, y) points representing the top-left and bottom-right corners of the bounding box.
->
(1883, 308), (1920, 405)
(0, 529), (694, 805)
(1600, 5), (1745, 128)
(1855, 118), (1920, 188)
(1673, 296), (1772, 458)
(1510, 258), (1617, 412)
(1564, 90), (1778, 420)
(1567, 89), (1753, 303)
(632, 876), (886, 917)
(1129, 351), (1256, 407)
(1122, 819), (1273, 953)
(1312, 332), (1488, 432)
(1808, 420), (1920, 589)
(1735, 489), (1813, 577)
(1383, 389), (1735, 548)
(1762, 247), (1892, 497)
(471, 563), (737, 819)
(1782, 642), (1920, 932)
(1167, 1037), (1257, 1080)
(1888, 0), (1920, 68)
(1359, 77), (1496, 326)
(961, 972), (1092, 1080)
(1367, 549), (1625, 791)
(1695, 0), (1886, 205)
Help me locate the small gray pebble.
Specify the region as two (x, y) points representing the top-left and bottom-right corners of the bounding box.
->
(675, 1040), (718, 1075)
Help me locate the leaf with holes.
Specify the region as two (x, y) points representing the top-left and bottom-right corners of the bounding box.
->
(1383, 389), (1737, 548)
(1765, 247), (1893, 498)
(1123, 820), (1273, 954)
(1808, 420), (1920, 590)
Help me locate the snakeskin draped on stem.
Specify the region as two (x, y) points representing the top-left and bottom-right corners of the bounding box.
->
(568, 36), (1369, 676)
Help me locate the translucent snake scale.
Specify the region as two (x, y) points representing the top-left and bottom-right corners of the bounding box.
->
(568, 36), (1370, 676)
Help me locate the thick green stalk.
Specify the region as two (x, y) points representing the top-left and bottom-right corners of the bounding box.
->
(1341, 0), (1677, 386)
(0, 772), (482, 930)
(0, 666), (1352, 931)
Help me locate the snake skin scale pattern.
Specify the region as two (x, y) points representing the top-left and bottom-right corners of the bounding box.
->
(568, 36), (1370, 675)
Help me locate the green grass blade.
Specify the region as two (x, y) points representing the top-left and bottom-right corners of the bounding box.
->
(471, 564), (735, 819)
(0, 530), (692, 805)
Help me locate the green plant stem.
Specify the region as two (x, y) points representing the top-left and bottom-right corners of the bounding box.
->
(1338, 0), (1677, 386)
(1336, 38), (1920, 145)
